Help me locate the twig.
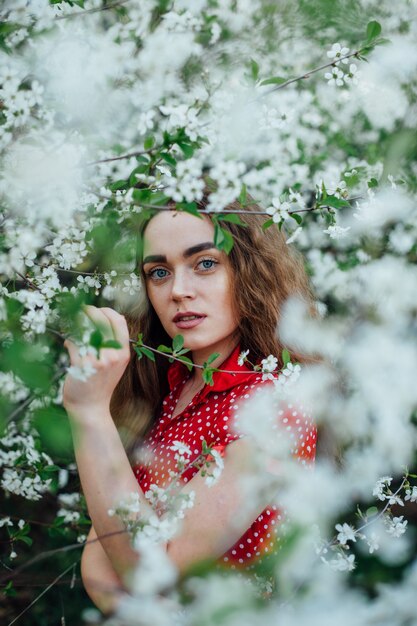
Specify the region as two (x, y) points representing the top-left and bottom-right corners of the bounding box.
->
(137, 201), (356, 216)
(260, 43), (379, 96)
(13, 270), (39, 292)
(321, 476), (409, 555)
(5, 367), (66, 426)
(88, 146), (154, 166)
(6, 561), (78, 626)
(0, 528), (128, 585)
(129, 338), (260, 375)
(55, 0), (130, 21)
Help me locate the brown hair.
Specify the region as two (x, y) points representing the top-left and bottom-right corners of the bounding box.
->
(110, 191), (318, 460)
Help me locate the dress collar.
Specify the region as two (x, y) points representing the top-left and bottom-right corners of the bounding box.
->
(167, 344), (258, 396)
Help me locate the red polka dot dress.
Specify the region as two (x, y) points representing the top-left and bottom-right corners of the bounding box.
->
(133, 344), (316, 569)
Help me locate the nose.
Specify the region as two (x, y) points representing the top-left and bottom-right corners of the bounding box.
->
(171, 268), (195, 302)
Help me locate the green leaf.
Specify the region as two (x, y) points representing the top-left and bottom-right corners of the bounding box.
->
(213, 222), (224, 246)
(262, 218), (274, 230)
(101, 339), (122, 349)
(176, 347), (190, 355)
(238, 184), (247, 205)
(173, 334), (184, 353)
(368, 177), (379, 188)
(259, 76), (287, 87)
(218, 213), (246, 226)
(140, 346), (156, 362)
(1, 341), (52, 392)
(147, 191), (170, 206)
(213, 223), (234, 253)
(366, 20), (382, 42)
(144, 135), (155, 150)
(290, 212), (303, 224)
(132, 188), (152, 204)
(41, 464), (61, 473)
(250, 58), (259, 81)
(17, 535), (33, 547)
(177, 355), (194, 371)
(33, 407), (73, 457)
(282, 349), (291, 367)
(205, 352), (220, 366)
(177, 202), (202, 218)
(177, 142), (194, 158)
(156, 344), (173, 354)
(89, 329), (103, 349)
(109, 180), (128, 192)
(321, 195), (350, 209)
(3, 581), (17, 597)
(202, 367), (215, 386)
(161, 152), (177, 167)
(201, 439), (210, 455)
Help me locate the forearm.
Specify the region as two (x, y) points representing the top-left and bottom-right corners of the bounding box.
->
(68, 405), (152, 581)
(81, 526), (129, 615)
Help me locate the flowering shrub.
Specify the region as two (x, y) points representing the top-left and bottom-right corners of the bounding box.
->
(1, 0), (417, 624)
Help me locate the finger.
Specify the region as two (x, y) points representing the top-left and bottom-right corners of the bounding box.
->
(64, 338), (83, 366)
(99, 307), (130, 348)
(83, 305), (114, 341)
(64, 338), (99, 367)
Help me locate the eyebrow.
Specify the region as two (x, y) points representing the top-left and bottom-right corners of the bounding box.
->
(143, 241), (216, 264)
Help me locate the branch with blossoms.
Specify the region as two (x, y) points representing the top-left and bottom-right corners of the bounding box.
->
(88, 21), (386, 167)
(0, 437), (224, 585)
(54, 0), (131, 21)
(316, 473), (415, 572)
(3, 313), (296, 426)
(259, 22), (385, 95)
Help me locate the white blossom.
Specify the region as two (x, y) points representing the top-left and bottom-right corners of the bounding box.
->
(326, 43), (350, 64)
(67, 363), (97, 382)
(205, 448), (224, 487)
(344, 63), (359, 85)
(323, 224), (351, 239)
(266, 198), (291, 224)
(324, 67), (345, 86)
(373, 476), (393, 500)
(261, 354), (278, 376)
(238, 349), (249, 366)
(364, 532), (380, 554)
(404, 486), (417, 502)
(335, 522), (357, 546)
(169, 441), (192, 457)
(328, 552), (356, 572)
(385, 516), (408, 538)
(286, 226), (303, 244)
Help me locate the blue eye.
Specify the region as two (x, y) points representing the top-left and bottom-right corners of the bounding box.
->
(148, 268), (169, 280)
(199, 259), (217, 271)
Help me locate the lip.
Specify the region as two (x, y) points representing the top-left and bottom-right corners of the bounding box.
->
(172, 311), (207, 330)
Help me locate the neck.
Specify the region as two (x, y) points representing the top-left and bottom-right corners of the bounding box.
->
(190, 335), (240, 386)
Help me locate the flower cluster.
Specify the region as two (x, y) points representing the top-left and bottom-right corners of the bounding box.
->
(0, 421), (54, 500)
(1, 1), (417, 623)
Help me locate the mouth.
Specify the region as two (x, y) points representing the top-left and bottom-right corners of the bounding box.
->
(173, 311), (205, 323)
(172, 311), (206, 329)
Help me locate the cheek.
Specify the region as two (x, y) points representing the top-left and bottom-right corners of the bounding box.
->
(214, 274), (238, 323)
(146, 285), (163, 314)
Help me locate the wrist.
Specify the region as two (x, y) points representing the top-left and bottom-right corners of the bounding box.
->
(65, 402), (112, 425)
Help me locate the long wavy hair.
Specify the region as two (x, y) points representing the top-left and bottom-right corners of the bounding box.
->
(110, 190), (318, 460)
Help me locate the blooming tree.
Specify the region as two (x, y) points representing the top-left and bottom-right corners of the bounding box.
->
(1, 0), (417, 624)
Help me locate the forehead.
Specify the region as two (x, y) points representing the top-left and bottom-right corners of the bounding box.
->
(142, 211), (215, 257)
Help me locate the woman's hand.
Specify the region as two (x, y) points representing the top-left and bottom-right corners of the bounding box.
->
(63, 306), (131, 418)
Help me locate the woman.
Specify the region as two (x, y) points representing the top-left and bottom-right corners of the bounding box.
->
(63, 193), (317, 614)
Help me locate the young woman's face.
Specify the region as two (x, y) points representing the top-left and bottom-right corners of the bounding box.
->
(142, 211), (239, 360)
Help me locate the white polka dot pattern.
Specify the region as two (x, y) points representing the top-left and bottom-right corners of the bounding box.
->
(132, 345), (317, 569)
